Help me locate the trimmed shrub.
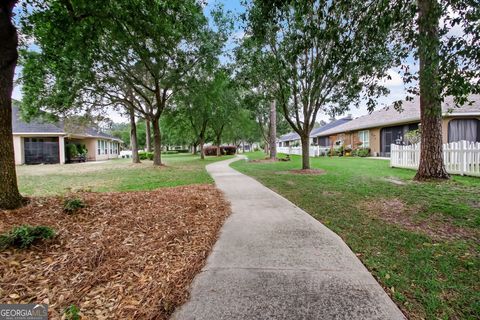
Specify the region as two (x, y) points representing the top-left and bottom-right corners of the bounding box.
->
(66, 143), (79, 158)
(163, 151), (179, 154)
(203, 146), (218, 156)
(76, 144), (88, 156)
(203, 146), (237, 156)
(221, 146), (237, 155)
(352, 148), (371, 157)
(334, 145), (344, 156)
(0, 225), (56, 249)
(356, 148), (371, 157)
(64, 198), (86, 214)
(138, 151), (154, 160)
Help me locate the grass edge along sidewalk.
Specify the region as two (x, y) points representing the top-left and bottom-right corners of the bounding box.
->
(231, 152), (480, 320)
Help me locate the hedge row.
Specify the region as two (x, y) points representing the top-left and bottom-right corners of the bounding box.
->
(203, 146), (237, 156)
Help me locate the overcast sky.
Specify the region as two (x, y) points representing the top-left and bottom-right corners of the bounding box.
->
(12, 0), (408, 124)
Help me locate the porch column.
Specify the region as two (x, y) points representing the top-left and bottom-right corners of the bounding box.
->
(59, 136), (65, 164)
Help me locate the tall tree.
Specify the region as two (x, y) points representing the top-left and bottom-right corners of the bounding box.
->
(145, 118), (152, 152)
(415, 0), (448, 179)
(176, 79), (213, 160)
(20, 0), (220, 166)
(128, 105), (140, 163)
(392, 0), (479, 180)
(235, 36), (278, 158)
(0, 0), (23, 209)
(209, 73), (239, 156)
(247, 0), (399, 169)
(269, 100), (277, 159)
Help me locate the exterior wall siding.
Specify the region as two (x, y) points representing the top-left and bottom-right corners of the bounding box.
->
(369, 128), (381, 156)
(13, 135), (120, 165)
(13, 136), (24, 165)
(84, 139), (97, 161)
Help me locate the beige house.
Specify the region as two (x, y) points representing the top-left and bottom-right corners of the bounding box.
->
(12, 107), (122, 165)
(315, 96), (480, 157)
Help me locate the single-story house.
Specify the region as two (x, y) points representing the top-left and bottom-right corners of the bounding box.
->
(12, 106), (122, 165)
(310, 116), (353, 146)
(277, 131), (301, 147)
(277, 116), (353, 147)
(315, 95), (480, 157)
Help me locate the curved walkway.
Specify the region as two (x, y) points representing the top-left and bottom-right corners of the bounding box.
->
(173, 156), (405, 320)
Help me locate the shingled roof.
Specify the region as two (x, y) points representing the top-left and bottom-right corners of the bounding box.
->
(278, 116), (353, 142)
(12, 104), (64, 134)
(12, 106), (121, 141)
(278, 131), (300, 142)
(317, 95), (480, 137)
(309, 116), (353, 137)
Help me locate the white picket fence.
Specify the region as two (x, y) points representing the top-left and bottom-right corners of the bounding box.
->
(390, 141), (480, 176)
(278, 146), (330, 157)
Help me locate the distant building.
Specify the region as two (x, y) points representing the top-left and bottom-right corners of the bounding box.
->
(277, 116), (353, 148)
(12, 106), (122, 165)
(315, 96), (480, 157)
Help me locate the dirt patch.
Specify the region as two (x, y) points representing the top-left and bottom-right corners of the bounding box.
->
(322, 190), (341, 197)
(276, 169), (326, 175)
(358, 198), (478, 241)
(248, 158), (280, 163)
(383, 177), (407, 185)
(469, 200), (480, 209)
(0, 185), (230, 319)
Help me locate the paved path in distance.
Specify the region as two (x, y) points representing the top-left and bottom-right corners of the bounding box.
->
(173, 156), (405, 320)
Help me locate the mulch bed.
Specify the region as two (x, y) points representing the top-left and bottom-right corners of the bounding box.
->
(0, 184), (230, 319)
(275, 169), (326, 175)
(358, 198), (478, 241)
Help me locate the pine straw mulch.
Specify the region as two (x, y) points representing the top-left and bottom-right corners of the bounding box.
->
(0, 184), (230, 319)
(358, 198), (478, 241)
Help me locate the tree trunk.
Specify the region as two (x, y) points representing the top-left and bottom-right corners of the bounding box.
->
(414, 0), (449, 181)
(129, 106), (140, 163)
(199, 136), (205, 160)
(269, 100), (277, 160)
(192, 143), (197, 155)
(145, 118), (152, 152)
(0, 1), (23, 210)
(216, 137), (221, 156)
(152, 117), (162, 166)
(300, 134), (310, 170)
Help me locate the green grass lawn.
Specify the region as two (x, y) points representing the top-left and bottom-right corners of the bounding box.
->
(232, 152), (480, 320)
(17, 154), (233, 196)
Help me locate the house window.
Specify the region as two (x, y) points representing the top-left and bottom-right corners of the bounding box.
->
(448, 119), (480, 142)
(317, 136), (329, 147)
(98, 140), (107, 155)
(358, 130), (370, 148)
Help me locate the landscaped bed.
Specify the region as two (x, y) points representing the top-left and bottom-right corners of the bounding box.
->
(0, 184), (230, 319)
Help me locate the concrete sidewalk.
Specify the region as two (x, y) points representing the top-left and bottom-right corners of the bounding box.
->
(172, 156), (405, 320)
